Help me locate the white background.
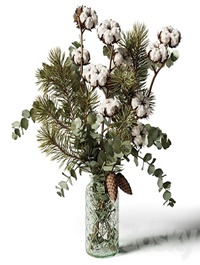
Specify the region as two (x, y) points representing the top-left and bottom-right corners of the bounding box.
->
(0, 0), (200, 264)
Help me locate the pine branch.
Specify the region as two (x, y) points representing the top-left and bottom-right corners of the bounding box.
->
(111, 106), (137, 141)
(107, 66), (137, 105)
(120, 23), (149, 92)
(33, 95), (71, 130)
(37, 123), (85, 170)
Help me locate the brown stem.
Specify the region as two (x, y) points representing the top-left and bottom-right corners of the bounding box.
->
(147, 63), (165, 97)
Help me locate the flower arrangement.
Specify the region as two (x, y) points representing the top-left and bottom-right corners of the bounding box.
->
(11, 6), (181, 207)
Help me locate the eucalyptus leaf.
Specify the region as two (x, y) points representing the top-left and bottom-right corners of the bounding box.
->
(163, 190), (171, 200)
(20, 118), (29, 130)
(12, 132), (18, 140)
(113, 136), (121, 154)
(171, 50), (179, 62)
(30, 108), (36, 122)
(97, 150), (106, 166)
(87, 113), (97, 125)
(148, 164), (155, 175)
(143, 153), (152, 162)
(14, 128), (21, 137)
(153, 168), (163, 178)
(163, 181), (171, 189)
(166, 58), (174, 68)
(22, 109), (30, 118)
(58, 181), (69, 190)
(157, 178), (163, 188)
(70, 169), (77, 180)
(12, 121), (20, 128)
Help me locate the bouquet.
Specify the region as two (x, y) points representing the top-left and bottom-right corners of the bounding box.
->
(11, 5), (181, 207)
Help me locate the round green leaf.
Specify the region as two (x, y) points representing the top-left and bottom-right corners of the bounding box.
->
(58, 181), (69, 190)
(20, 118), (29, 130)
(12, 121), (20, 128)
(157, 178), (163, 189)
(14, 128), (21, 137)
(148, 164), (155, 175)
(163, 181), (171, 189)
(153, 168), (163, 178)
(87, 113), (97, 125)
(163, 190), (171, 200)
(22, 109), (30, 118)
(143, 153), (152, 162)
(171, 50), (179, 62)
(12, 132), (18, 140)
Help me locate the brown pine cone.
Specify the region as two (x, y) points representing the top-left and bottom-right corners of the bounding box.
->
(106, 173), (118, 202)
(116, 173), (132, 195)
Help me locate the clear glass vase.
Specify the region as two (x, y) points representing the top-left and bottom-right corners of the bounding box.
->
(85, 175), (119, 258)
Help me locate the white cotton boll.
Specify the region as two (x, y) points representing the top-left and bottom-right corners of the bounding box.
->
(110, 20), (119, 28)
(111, 27), (121, 42)
(169, 28), (181, 47)
(159, 44), (168, 62)
(89, 73), (98, 87)
(134, 135), (143, 147)
(83, 65), (92, 82)
(131, 97), (140, 109)
(102, 19), (110, 28)
(150, 48), (161, 62)
(146, 43), (155, 55)
(72, 48), (90, 65)
(105, 105), (114, 117)
(114, 53), (123, 66)
(91, 13), (98, 26)
(131, 126), (140, 137)
(111, 98), (120, 108)
(98, 73), (107, 86)
(99, 98), (120, 117)
(85, 17), (93, 29)
(104, 31), (114, 44)
(80, 12), (88, 23)
(137, 105), (148, 118)
(113, 47), (132, 67)
(158, 27), (171, 45)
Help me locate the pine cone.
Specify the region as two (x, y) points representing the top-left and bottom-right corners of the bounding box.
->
(116, 173), (132, 195)
(106, 173), (118, 202)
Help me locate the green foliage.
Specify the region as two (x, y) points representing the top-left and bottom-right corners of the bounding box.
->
(166, 50), (179, 68)
(11, 109), (35, 140)
(120, 23), (149, 92)
(145, 124), (171, 150)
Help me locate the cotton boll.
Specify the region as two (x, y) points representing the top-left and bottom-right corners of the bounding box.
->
(74, 6), (98, 30)
(90, 73), (98, 87)
(98, 73), (107, 86)
(85, 17), (94, 29)
(131, 122), (148, 148)
(83, 64), (109, 87)
(72, 47), (90, 65)
(131, 93), (150, 119)
(113, 47), (132, 67)
(80, 12), (88, 23)
(97, 19), (121, 44)
(99, 98), (121, 117)
(158, 26), (181, 48)
(131, 97), (140, 109)
(111, 27), (121, 42)
(146, 41), (169, 63)
(137, 105), (148, 118)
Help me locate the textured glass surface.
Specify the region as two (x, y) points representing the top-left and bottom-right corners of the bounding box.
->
(85, 178), (119, 258)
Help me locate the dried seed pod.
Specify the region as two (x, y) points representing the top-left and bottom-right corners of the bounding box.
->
(106, 173), (118, 201)
(116, 173), (132, 195)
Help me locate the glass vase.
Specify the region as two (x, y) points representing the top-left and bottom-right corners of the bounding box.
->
(85, 175), (119, 258)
